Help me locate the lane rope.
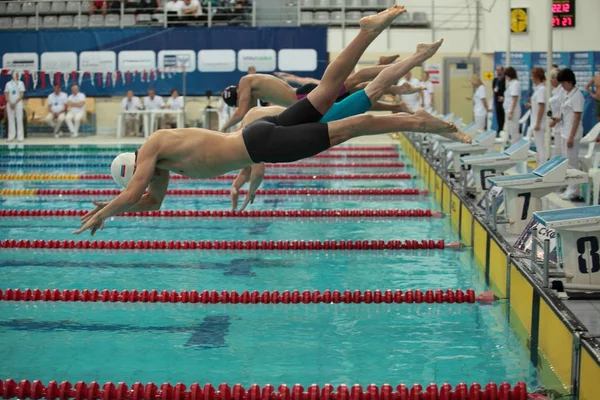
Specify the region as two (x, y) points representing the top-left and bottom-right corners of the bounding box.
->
(0, 145), (399, 153)
(0, 379), (528, 400)
(0, 239), (457, 250)
(0, 288), (496, 304)
(0, 188), (428, 197)
(0, 162), (406, 170)
(0, 153), (399, 161)
(0, 209), (442, 218)
(0, 173), (414, 181)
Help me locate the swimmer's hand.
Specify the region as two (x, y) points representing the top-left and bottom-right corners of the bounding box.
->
(73, 215), (105, 235)
(80, 200), (109, 224)
(230, 187), (255, 212)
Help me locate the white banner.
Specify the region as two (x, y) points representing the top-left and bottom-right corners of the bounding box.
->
(237, 49), (276, 72)
(198, 50), (236, 72)
(158, 50), (196, 72)
(41, 52), (77, 73)
(118, 50), (156, 72)
(80, 51), (116, 73)
(2, 52), (39, 72)
(278, 49), (317, 72)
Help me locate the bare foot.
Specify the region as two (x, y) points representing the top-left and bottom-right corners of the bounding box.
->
(416, 38), (444, 60)
(414, 110), (469, 141)
(359, 4), (406, 34)
(378, 54), (400, 65)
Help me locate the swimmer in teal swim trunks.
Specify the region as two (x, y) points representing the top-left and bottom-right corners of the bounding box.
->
(74, 6), (469, 236)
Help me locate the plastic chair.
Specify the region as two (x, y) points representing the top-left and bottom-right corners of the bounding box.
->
(0, 18), (12, 29)
(37, 2), (51, 13)
(346, 0), (363, 8)
(58, 15), (74, 28)
(6, 2), (21, 13)
(412, 11), (428, 25)
(393, 11), (410, 25)
(345, 10), (361, 23)
(136, 13), (152, 23)
(330, 10), (342, 24)
(89, 14), (104, 26)
(300, 0), (314, 6)
(314, 0), (329, 8)
(51, 2), (66, 13)
(122, 14), (135, 26)
(20, 2), (36, 14)
(66, 2), (81, 13)
(105, 14), (120, 27)
(12, 16), (27, 28)
(73, 14), (89, 27)
(330, 0), (343, 7)
(0, 3), (6, 14)
(581, 122), (600, 160)
(301, 11), (314, 24)
(314, 11), (329, 24)
(27, 15), (38, 28)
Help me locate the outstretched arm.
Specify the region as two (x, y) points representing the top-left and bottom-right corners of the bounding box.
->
(74, 142), (167, 234)
(274, 72), (320, 86)
(221, 82), (252, 132)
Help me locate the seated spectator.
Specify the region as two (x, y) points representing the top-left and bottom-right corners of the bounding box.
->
(165, 0), (182, 12)
(164, 89), (184, 128)
(90, 1), (108, 16)
(0, 92), (5, 139)
(44, 84), (68, 138)
(179, 0), (202, 22)
(143, 88), (165, 130)
(138, 0), (161, 10)
(121, 90), (142, 137)
(229, 0), (251, 25)
(65, 85), (86, 138)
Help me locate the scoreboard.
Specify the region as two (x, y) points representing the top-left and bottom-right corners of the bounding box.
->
(552, 0), (575, 28)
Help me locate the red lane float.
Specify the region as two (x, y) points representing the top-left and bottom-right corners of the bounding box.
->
(0, 379), (528, 400)
(323, 146), (399, 151)
(76, 173), (413, 181)
(264, 162), (406, 168)
(0, 209), (443, 219)
(0, 288), (496, 304)
(0, 239), (459, 251)
(12, 188), (429, 197)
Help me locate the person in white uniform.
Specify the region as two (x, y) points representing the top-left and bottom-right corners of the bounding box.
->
(557, 68), (584, 201)
(419, 71), (434, 111)
(143, 88), (165, 132)
(469, 74), (489, 132)
(526, 67), (547, 165)
(397, 70), (421, 112)
(4, 72), (26, 142)
(549, 69), (566, 157)
(164, 89), (184, 128)
(502, 67), (522, 144)
(45, 84), (68, 138)
(65, 85), (87, 138)
(121, 90), (142, 137)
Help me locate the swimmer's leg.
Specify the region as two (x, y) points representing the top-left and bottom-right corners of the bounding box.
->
(344, 65), (390, 93)
(326, 110), (470, 145)
(363, 39), (444, 103)
(307, 5), (405, 115)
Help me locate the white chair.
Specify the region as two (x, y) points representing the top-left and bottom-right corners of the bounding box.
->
(27, 16), (38, 28)
(330, 0), (343, 7)
(300, 0), (314, 7)
(74, 14), (89, 27)
(58, 15), (74, 28)
(105, 14), (120, 26)
(0, 3), (6, 14)
(301, 11), (314, 25)
(365, 0), (384, 6)
(20, 2), (36, 14)
(314, 0), (329, 8)
(6, 2), (21, 13)
(89, 14), (104, 26)
(330, 10), (342, 24)
(66, 2), (81, 13)
(136, 14), (152, 23)
(42, 15), (58, 28)
(346, 10), (361, 23)
(12, 16), (27, 28)
(152, 13), (164, 23)
(37, 2), (51, 13)
(347, 0), (363, 8)
(412, 11), (428, 25)
(52, 2), (66, 13)
(581, 122), (600, 166)
(122, 14), (135, 26)
(314, 11), (329, 24)
(0, 18), (12, 29)
(393, 11), (410, 25)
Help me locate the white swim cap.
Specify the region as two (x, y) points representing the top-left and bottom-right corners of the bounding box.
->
(110, 152), (136, 188)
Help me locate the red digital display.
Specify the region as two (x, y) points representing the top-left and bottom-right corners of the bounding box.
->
(552, 0), (575, 28)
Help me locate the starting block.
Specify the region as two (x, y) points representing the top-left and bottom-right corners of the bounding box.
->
(461, 139), (536, 193)
(533, 206), (600, 293)
(441, 130), (497, 174)
(487, 156), (588, 235)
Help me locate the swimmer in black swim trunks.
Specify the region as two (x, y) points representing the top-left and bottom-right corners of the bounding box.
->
(220, 58), (424, 132)
(74, 5), (469, 235)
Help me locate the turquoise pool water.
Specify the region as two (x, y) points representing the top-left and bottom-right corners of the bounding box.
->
(0, 144), (539, 388)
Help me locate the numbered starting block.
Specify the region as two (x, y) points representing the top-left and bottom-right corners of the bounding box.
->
(533, 206), (600, 294)
(442, 129), (497, 174)
(461, 139), (536, 194)
(487, 156), (588, 235)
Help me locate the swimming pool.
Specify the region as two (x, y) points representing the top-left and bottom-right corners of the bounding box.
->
(0, 143), (539, 394)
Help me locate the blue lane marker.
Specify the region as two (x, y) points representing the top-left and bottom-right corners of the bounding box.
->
(185, 316), (231, 348)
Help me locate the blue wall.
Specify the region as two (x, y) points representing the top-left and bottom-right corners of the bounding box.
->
(0, 27), (328, 97)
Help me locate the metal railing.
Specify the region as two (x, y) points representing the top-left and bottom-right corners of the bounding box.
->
(0, 0), (482, 31)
